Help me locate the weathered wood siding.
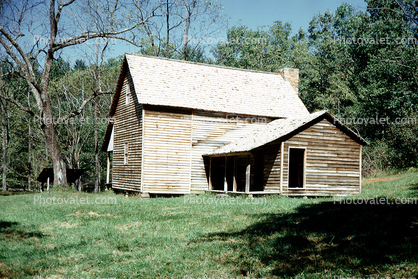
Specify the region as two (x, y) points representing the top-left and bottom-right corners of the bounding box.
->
(112, 70), (143, 191)
(261, 144), (281, 193)
(191, 111), (271, 193)
(281, 119), (361, 196)
(142, 108), (192, 194)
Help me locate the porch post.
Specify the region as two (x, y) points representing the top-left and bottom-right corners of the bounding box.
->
(245, 157), (250, 193)
(209, 157), (212, 190)
(106, 152), (111, 184)
(280, 141), (284, 194)
(233, 156), (237, 192)
(224, 157), (228, 192)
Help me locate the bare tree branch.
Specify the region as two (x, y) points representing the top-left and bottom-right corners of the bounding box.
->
(394, 0), (418, 28)
(0, 92), (36, 118)
(0, 27), (35, 81)
(53, 91), (113, 125)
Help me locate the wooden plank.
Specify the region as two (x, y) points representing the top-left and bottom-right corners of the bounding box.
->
(190, 110), (271, 193)
(280, 141), (284, 194)
(112, 71), (142, 192)
(106, 154), (110, 184)
(278, 118), (362, 196)
(233, 156), (237, 192)
(209, 157), (212, 190)
(245, 160), (250, 193)
(141, 108), (145, 192)
(224, 157), (228, 192)
(142, 108), (192, 194)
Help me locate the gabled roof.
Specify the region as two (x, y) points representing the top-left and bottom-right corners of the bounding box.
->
(206, 111), (368, 156)
(109, 54), (309, 118)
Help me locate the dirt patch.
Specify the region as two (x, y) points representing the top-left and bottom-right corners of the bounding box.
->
(115, 222), (141, 230)
(88, 212), (100, 217)
(67, 212), (84, 217)
(67, 212), (112, 217)
(363, 177), (400, 185)
(0, 262), (18, 278)
(59, 222), (79, 228)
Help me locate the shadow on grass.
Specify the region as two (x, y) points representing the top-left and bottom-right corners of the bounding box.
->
(197, 199), (418, 277)
(0, 220), (44, 240)
(0, 191), (31, 196)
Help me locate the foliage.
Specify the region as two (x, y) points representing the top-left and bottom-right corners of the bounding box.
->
(1, 1), (418, 190)
(50, 58), (120, 191)
(212, 21), (307, 71)
(212, 1), (418, 172)
(0, 57), (120, 191)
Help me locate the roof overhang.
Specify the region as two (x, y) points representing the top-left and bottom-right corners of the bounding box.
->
(109, 57), (128, 117)
(100, 122), (114, 152)
(205, 111), (368, 156)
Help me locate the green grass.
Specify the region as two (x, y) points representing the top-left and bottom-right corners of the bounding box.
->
(1, 170), (418, 278)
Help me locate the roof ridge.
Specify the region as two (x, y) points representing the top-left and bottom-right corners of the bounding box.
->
(110, 54), (310, 119)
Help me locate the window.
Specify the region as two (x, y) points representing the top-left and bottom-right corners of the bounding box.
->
(288, 147), (305, 188)
(124, 143), (129, 165)
(126, 85), (131, 104)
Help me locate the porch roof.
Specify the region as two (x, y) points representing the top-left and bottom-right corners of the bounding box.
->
(205, 111), (368, 156)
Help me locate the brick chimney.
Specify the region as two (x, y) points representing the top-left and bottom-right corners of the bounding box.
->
(278, 68), (299, 94)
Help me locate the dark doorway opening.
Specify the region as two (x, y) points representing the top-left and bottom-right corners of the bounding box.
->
(252, 150), (264, 191)
(288, 148), (305, 188)
(226, 157), (235, 191)
(211, 157), (225, 190)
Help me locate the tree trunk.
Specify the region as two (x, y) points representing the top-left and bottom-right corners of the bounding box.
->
(76, 160), (82, 192)
(93, 60), (102, 193)
(28, 122), (31, 191)
(39, 31), (68, 187)
(1, 114), (8, 192)
(181, 0), (195, 60)
(42, 102), (67, 186)
(1, 98), (9, 192)
(94, 93), (100, 192)
(182, 17), (191, 60)
(166, 0), (170, 58)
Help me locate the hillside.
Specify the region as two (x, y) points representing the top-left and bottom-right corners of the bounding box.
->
(1, 170), (418, 278)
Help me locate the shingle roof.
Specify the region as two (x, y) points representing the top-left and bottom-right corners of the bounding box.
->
(206, 111), (368, 156)
(109, 54), (309, 118)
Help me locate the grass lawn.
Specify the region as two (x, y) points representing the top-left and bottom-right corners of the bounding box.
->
(1, 170), (418, 278)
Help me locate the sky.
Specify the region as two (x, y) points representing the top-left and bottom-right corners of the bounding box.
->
(67, 0), (369, 64)
(222, 0), (367, 31)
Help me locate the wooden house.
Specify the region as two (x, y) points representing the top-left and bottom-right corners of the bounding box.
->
(102, 54), (367, 196)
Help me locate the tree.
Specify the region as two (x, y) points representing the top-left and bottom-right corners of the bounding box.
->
(0, 0), (158, 186)
(303, 5), (362, 114)
(0, 65), (11, 192)
(52, 57), (118, 191)
(212, 21), (313, 72)
(304, 1), (418, 171)
(134, 0), (226, 60)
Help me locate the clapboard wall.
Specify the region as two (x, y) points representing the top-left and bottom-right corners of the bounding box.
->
(281, 119), (361, 196)
(112, 70), (143, 192)
(261, 144), (281, 193)
(190, 111), (271, 193)
(142, 107), (192, 194)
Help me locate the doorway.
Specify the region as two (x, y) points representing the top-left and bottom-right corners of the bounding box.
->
(288, 148), (305, 188)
